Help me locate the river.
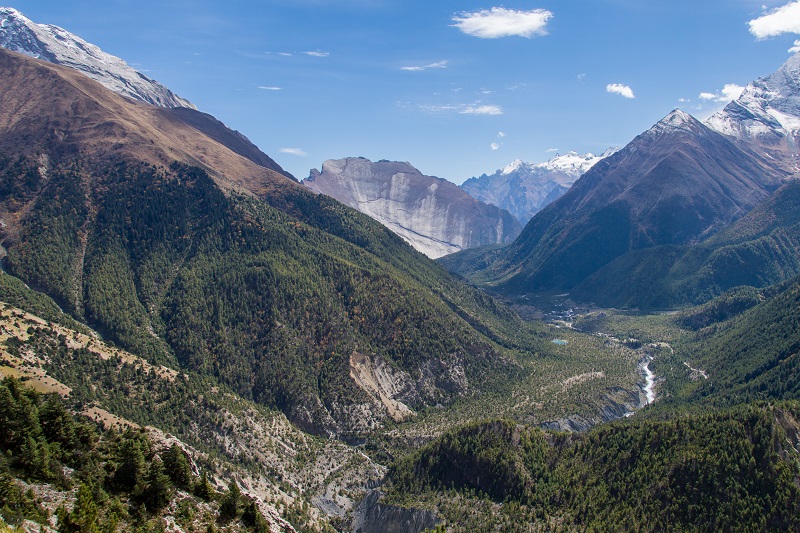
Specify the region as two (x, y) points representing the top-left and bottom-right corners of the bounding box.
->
(642, 356), (656, 405)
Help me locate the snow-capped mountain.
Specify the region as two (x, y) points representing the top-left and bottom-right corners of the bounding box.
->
(0, 7), (195, 109)
(707, 51), (800, 174)
(443, 109), (787, 295)
(461, 148), (617, 224)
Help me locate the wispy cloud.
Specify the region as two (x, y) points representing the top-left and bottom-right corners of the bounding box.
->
(490, 142), (500, 151)
(401, 60), (448, 71)
(678, 98), (690, 103)
(791, 39), (800, 53)
(418, 104), (460, 112)
(749, 1), (800, 39)
(280, 148), (308, 156)
(452, 7), (553, 39)
(577, 73), (587, 83)
(606, 83), (635, 99)
(258, 86), (282, 91)
(497, 131), (506, 138)
(546, 148), (559, 152)
(461, 105), (504, 115)
(414, 103), (503, 115)
(304, 51), (330, 57)
(698, 83), (745, 103)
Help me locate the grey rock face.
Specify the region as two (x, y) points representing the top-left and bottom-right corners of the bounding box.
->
(0, 7), (195, 109)
(303, 157), (522, 258)
(351, 490), (440, 533)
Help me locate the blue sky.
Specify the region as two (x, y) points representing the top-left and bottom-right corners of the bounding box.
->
(9, 1), (800, 183)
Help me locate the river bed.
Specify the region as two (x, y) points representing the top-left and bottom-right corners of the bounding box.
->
(642, 356), (656, 405)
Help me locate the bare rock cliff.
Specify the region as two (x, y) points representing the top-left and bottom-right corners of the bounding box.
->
(303, 157), (522, 258)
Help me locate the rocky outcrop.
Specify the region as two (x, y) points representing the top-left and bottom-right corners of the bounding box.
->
(303, 158), (522, 258)
(351, 490), (440, 533)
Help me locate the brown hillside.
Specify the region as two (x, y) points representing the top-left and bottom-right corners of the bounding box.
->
(0, 47), (296, 198)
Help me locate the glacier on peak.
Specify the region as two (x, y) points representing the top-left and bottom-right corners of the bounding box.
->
(706, 51), (800, 174)
(0, 7), (195, 109)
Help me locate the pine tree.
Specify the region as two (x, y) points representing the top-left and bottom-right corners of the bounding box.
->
(141, 458), (172, 512)
(219, 481), (241, 520)
(162, 445), (192, 489)
(112, 437), (145, 492)
(193, 471), (213, 501)
(58, 484), (99, 533)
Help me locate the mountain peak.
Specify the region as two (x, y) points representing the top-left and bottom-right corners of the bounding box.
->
(660, 108), (697, 127)
(704, 51), (800, 175)
(645, 109), (704, 138)
(502, 159), (526, 175)
(0, 6), (195, 109)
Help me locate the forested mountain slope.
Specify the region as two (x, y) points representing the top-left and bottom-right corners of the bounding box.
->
(0, 48), (536, 437)
(573, 178), (800, 308)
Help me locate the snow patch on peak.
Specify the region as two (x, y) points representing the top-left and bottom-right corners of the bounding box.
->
(0, 6), (195, 109)
(540, 150), (616, 176)
(661, 109), (695, 126)
(502, 159), (526, 175)
(647, 109), (702, 137)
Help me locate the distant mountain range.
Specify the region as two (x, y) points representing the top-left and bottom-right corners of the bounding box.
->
(442, 108), (790, 299)
(302, 158), (522, 258)
(461, 149), (617, 224)
(0, 7), (194, 109)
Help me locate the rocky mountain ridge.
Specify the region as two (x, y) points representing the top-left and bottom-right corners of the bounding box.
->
(0, 7), (194, 109)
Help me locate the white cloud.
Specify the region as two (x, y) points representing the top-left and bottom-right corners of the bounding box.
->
(460, 105), (504, 115)
(606, 83), (635, 99)
(278, 52), (293, 57)
(546, 148), (559, 152)
(698, 83), (745, 103)
(401, 60), (448, 71)
(280, 148), (308, 156)
(678, 98), (691, 103)
(497, 131), (506, 138)
(452, 7), (553, 39)
(304, 51), (330, 57)
(491, 142), (500, 151)
(577, 73), (586, 83)
(749, 1), (800, 39)
(791, 39), (800, 52)
(258, 86), (282, 91)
